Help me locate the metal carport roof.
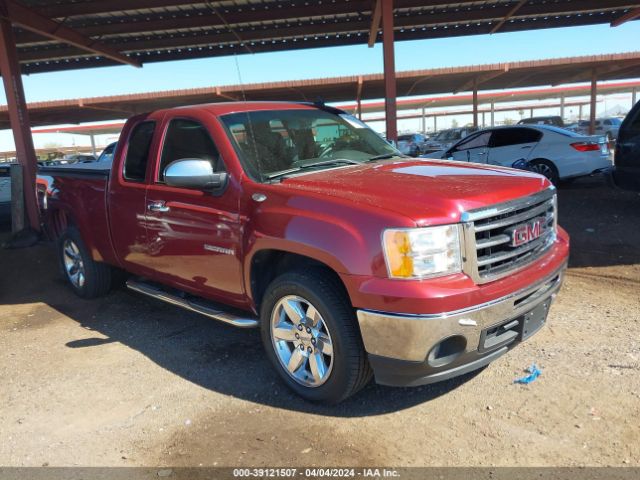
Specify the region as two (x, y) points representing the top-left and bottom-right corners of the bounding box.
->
(2, 52), (639, 128)
(5, 1), (640, 75)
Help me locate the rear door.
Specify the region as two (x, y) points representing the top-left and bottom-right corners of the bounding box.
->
(447, 131), (491, 164)
(108, 118), (161, 276)
(143, 113), (245, 304)
(486, 127), (542, 167)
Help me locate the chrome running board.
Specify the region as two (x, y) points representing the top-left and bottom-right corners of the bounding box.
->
(126, 279), (258, 328)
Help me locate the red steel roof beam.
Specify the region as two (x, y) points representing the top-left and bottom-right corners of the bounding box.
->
(0, 8), (40, 231)
(611, 7), (640, 27)
(1, 0), (140, 67)
(382, 0), (397, 142)
(490, 0), (528, 34)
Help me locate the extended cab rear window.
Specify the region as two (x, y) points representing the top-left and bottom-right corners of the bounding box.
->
(123, 121), (156, 182)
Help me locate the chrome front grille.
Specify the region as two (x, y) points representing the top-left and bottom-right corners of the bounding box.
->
(461, 188), (557, 284)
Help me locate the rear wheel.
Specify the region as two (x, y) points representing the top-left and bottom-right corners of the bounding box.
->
(529, 159), (560, 185)
(260, 269), (372, 403)
(58, 227), (112, 299)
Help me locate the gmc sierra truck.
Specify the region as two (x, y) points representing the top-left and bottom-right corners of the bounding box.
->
(37, 102), (569, 403)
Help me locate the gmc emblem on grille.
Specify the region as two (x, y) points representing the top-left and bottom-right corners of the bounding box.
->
(509, 218), (545, 247)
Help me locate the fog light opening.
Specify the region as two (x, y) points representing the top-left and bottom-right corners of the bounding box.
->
(427, 335), (467, 368)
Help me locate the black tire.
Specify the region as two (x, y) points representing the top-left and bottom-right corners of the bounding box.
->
(529, 159), (560, 185)
(57, 226), (112, 299)
(260, 268), (372, 403)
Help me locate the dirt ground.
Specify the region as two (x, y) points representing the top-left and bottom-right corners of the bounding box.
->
(0, 175), (639, 467)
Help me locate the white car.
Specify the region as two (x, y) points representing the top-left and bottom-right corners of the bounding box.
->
(423, 125), (612, 184)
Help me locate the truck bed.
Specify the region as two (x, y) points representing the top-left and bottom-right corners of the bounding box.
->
(37, 164), (116, 264)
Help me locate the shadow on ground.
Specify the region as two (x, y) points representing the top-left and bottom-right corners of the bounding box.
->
(557, 175), (640, 269)
(1, 225), (480, 418)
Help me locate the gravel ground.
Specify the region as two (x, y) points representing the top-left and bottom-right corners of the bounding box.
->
(0, 175), (638, 467)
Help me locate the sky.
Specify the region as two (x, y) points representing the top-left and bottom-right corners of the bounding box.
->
(2, 21), (640, 151)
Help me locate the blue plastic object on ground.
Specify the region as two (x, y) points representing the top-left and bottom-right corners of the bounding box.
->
(514, 363), (542, 384)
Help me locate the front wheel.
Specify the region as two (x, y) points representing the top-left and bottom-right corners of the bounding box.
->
(260, 269), (372, 403)
(529, 159), (560, 185)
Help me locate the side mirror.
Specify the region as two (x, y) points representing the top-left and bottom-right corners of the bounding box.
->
(164, 159), (227, 191)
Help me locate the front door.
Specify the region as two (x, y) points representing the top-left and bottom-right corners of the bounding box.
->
(448, 131), (491, 164)
(143, 116), (245, 305)
(486, 127), (541, 167)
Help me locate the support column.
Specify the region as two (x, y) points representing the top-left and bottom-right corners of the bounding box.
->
(0, 12), (40, 231)
(529, 108), (534, 118)
(381, 0), (397, 142)
(433, 116), (437, 132)
(481, 112), (485, 128)
(356, 75), (363, 120)
(560, 93), (565, 121)
(589, 69), (597, 135)
(490, 101), (495, 126)
(472, 78), (478, 127)
(421, 107), (426, 133)
(579, 104), (583, 120)
(89, 133), (97, 157)
(632, 87), (637, 107)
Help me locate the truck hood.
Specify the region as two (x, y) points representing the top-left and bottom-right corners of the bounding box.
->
(279, 159), (550, 225)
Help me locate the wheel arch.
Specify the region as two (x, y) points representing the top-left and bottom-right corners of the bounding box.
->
(529, 157), (560, 181)
(248, 249), (351, 315)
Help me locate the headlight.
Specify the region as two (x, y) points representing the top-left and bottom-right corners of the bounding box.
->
(382, 225), (462, 279)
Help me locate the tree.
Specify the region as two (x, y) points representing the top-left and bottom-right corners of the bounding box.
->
(503, 118), (516, 125)
(451, 119), (459, 128)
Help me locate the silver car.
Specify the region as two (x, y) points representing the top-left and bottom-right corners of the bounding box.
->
(397, 133), (428, 156)
(0, 163), (11, 220)
(577, 117), (622, 141)
(421, 127), (478, 154)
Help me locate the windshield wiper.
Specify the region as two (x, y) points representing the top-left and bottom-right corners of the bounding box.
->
(300, 158), (362, 168)
(367, 153), (406, 161)
(266, 159), (361, 181)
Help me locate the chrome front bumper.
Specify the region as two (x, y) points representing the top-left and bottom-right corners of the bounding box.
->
(356, 262), (566, 366)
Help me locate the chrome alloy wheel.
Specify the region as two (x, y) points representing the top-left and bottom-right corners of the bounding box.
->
(530, 162), (554, 180)
(62, 238), (86, 289)
(270, 295), (334, 387)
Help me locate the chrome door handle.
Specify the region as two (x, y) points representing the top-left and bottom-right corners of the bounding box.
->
(148, 201), (170, 213)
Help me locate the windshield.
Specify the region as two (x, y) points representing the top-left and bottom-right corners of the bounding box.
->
(433, 131), (448, 141)
(220, 109), (399, 181)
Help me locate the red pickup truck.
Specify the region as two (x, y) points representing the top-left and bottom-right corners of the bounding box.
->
(37, 102), (569, 403)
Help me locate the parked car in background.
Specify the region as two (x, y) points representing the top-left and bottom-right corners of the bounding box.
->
(423, 125), (611, 184)
(421, 126), (478, 154)
(0, 163), (10, 220)
(397, 133), (428, 156)
(63, 153), (97, 164)
(577, 117), (622, 141)
(518, 116), (565, 128)
(611, 101), (640, 191)
(97, 142), (117, 164)
(37, 101), (568, 403)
